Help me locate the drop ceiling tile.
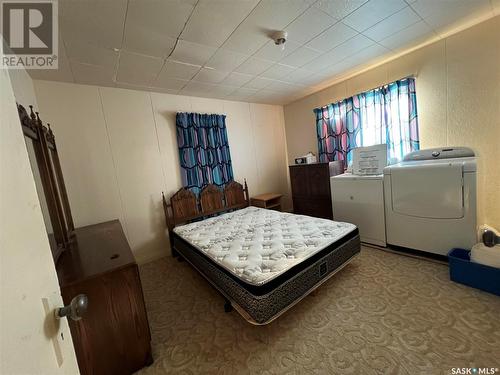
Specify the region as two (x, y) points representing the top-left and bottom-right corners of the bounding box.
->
(221, 72), (254, 87)
(181, 81), (217, 95)
(181, 0), (259, 47)
(230, 87), (259, 101)
(234, 88), (259, 96)
(265, 80), (304, 93)
(314, 0), (369, 20)
(64, 39), (118, 69)
(29, 48), (74, 83)
(327, 33), (374, 62)
(209, 85), (239, 96)
(158, 60), (201, 80)
(379, 20), (434, 50)
(279, 46), (322, 68)
(306, 22), (358, 52)
(205, 49), (250, 71)
(300, 51), (334, 72)
(170, 40), (217, 66)
(305, 71), (334, 86)
(302, 33), (373, 70)
(115, 82), (155, 92)
(345, 43), (390, 63)
(363, 7), (421, 42)
(322, 43), (390, 76)
(284, 6), (337, 44)
(260, 63), (297, 80)
(122, 30), (176, 58)
(122, 0), (193, 57)
(70, 62), (115, 86)
(243, 76), (275, 90)
(192, 68), (230, 84)
(221, 0), (316, 54)
(234, 57), (274, 75)
(123, 0), (196, 55)
(253, 40), (301, 62)
(152, 87), (181, 95)
(343, 0), (407, 32)
(252, 89), (291, 103)
(153, 76), (190, 91)
(60, 0), (127, 49)
(410, 0), (492, 35)
(280, 68), (315, 83)
(116, 51), (163, 86)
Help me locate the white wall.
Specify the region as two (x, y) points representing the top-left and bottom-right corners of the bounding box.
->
(1, 55), (79, 375)
(284, 16), (500, 228)
(33, 80), (290, 264)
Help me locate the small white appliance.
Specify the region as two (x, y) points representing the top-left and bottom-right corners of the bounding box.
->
(331, 173), (386, 246)
(384, 147), (477, 255)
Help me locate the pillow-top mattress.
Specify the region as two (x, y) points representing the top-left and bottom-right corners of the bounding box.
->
(173, 206), (357, 286)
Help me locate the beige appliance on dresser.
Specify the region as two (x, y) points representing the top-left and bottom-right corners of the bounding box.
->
(330, 173), (386, 246)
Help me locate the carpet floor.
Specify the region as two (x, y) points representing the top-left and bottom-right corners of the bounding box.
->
(137, 246), (500, 375)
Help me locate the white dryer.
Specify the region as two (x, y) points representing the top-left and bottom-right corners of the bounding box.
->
(384, 147), (477, 255)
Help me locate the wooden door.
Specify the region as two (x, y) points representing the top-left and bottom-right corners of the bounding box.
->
(1, 68), (79, 374)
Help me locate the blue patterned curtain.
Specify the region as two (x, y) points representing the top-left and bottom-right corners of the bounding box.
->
(314, 77), (419, 166)
(176, 112), (234, 195)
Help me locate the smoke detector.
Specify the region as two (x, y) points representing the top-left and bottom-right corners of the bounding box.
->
(272, 31), (287, 50)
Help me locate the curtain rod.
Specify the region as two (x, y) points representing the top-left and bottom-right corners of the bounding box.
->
(318, 74), (417, 109)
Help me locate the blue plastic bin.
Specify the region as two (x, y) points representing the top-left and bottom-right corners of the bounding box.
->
(447, 248), (500, 296)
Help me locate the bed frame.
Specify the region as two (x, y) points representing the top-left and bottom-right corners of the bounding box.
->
(162, 180), (361, 324)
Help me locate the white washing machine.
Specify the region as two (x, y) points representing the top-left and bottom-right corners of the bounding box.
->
(331, 173), (386, 246)
(384, 147), (477, 256)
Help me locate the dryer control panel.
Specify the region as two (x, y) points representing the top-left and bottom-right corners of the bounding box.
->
(404, 147), (474, 161)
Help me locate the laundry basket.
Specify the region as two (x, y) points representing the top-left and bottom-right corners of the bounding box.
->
(448, 248), (500, 296)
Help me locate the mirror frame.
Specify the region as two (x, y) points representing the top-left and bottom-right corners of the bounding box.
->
(17, 104), (74, 263)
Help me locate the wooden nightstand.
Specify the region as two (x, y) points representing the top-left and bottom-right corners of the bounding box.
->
(251, 193), (283, 211)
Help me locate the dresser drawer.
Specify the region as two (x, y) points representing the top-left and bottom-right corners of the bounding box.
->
(293, 198), (332, 219)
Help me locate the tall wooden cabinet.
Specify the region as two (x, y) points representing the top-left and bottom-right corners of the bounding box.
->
(289, 163), (333, 219)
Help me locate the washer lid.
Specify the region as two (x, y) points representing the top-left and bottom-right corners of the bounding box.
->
(404, 147), (474, 161)
(331, 173), (383, 181)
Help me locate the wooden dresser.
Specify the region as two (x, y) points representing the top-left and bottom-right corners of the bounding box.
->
(57, 220), (152, 375)
(289, 163), (333, 219)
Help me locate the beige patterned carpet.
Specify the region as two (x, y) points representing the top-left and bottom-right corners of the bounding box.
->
(137, 246), (500, 375)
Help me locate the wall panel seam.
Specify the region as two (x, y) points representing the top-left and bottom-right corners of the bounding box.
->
(149, 93), (168, 189)
(97, 87), (130, 240)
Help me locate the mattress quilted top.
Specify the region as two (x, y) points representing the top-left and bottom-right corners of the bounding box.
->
(173, 206), (357, 286)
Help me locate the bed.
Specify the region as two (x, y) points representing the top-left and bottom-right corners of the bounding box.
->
(162, 181), (360, 325)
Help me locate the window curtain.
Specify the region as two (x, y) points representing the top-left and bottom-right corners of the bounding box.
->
(314, 77), (419, 165)
(176, 112), (234, 195)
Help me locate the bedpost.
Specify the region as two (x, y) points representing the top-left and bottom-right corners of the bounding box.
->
(244, 179), (249, 207)
(162, 192), (178, 257)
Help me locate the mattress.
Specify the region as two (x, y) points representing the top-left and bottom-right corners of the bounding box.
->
(173, 206), (357, 285)
(172, 207), (360, 324)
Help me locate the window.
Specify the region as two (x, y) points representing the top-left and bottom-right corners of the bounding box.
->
(313, 77), (419, 167)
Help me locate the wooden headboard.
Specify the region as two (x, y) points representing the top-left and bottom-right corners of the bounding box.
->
(162, 180), (249, 231)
